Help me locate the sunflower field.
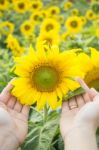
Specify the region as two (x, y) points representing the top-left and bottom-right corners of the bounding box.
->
(0, 0), (99, 149)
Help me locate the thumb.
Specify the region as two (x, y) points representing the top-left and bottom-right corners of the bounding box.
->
(89, 88), (98, 99)
(75, 78), (98, 99)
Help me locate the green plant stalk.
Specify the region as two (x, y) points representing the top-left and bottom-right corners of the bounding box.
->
(43, 104), (48, 123)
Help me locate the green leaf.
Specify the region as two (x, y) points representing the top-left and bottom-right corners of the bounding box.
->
(21, 111), (59, 150)
(64, 87), (85, 101)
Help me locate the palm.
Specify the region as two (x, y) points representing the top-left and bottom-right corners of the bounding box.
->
(60, 78), (97, 140)
(60, 93), (92, 139)
(0, 83), (30, 144)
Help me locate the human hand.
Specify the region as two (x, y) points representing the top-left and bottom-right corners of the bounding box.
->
(0, 81), (30, 148)
(60, 78), (99, 141)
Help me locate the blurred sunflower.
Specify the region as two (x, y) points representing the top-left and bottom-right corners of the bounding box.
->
(80, 16), (87, 25)
(6, 34), (24, 56)
(57, 15), (64, 24)
(48, 6), (60, 17)
(65, 16), (83, 33)
(64, 1), (73, 10)
(41, 10), (47, 18)
(13, 0), (30, 13)
(0, 12), (3, 17)
(85, 9), (95, 20)
(0, 21), (14, 35)
(40, 18), (60, 33)
(11, 45), (84, 109)
(36, 31), (60, 48)
(95, 28), (99, 37)
(71, 8), (79, 16)
(96, 14), (99, 19)
(0, 0), (9, 10)
(78, 48), (99, 90)
(20, 20), (35, 36)
(30, 12), (43, 24)
(62, 32), (70, 40)
(91, 0), (99, 3)
(94, 18), (99, 25)
(30, 1), (43, 12)
(11, 0), (20, 2)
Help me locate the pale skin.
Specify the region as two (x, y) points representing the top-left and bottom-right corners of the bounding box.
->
(0, 79), (99, 150)
(60, 78), (99, 150)
(0, 82), (30, 150)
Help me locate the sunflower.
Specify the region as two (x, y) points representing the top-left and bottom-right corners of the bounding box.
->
(95, 14), (99, 19)
(40, 18), (60, 33)
(48, 6), (60, 17)
(36, 31), (60, 48)
(91, 0), (99, 3)
(78, 48), (99, 90)
(95, 28), (99, 37)
(41, 10), (47, 18)
(30, 12), (43, 24)
(6, 34), (24, 56)
(0, 12), (3, 17)
(0, 0), (9, 10)
(64, 1), (73, 11)
(65, 16), (83, 33)
(85, 10), (95, 20)
(20, 20), (35, 36)
(71, 8), (79, 16)
(30, 1), (43, 12)
(57, 15), (64, 25)
(13, 0), (30, 13)
(11, 0), (20, 2)
(0, 21), (14, 35)
(11, 45), (84, 109)
(80, 16), (87, 25)
(62, 32), (70, 40)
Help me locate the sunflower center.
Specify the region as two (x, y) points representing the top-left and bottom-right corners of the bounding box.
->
(51, 10), (56, 14)
(24, 25), (30, 30)
(89, 12), (93, 17)
(32, 66), (59, 92)
(34, 15), (39, 21)
(70, 21), (78, 28)
(0, 0), (5, 4)
(18, 3), (25, 9)
(44, 38), (52, 45)
(46, 24), (54, 31)
(32, 4), (38, 9)
(85, 67), (99, 90)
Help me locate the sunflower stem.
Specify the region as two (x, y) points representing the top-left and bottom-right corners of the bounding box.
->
(43, 104), (48, 123)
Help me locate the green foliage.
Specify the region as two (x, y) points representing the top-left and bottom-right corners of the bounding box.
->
(21, 108), (62, 150)
(0, 49), (13, 91)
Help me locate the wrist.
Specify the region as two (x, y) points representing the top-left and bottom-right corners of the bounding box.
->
(64, 123), (97, 150)
(64, 123), (95, 143)
(0, 131), (19, 150)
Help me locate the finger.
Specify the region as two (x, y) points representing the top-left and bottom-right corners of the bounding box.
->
(89, 88), (98, 99)
(0, 83), (13, 104)
(7, 96), (17, 109)
(62, 101), (69, 113)
(76, 78), (98, 98)
(75, 78), (89, 92)
(76, 95), (85, 108)
(14, 101), (23, 113)
(68, 97), (78, 110)
(82, 92), (91, 103)
(21, 105), (30, 118)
